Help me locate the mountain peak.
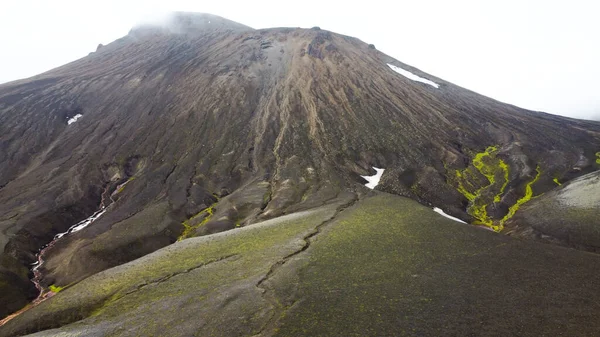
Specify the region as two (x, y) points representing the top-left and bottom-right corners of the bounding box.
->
(2, 13), (600, 335)
(128, 12), (253, 37)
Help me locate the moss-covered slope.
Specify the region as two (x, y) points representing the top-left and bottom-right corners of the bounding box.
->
(3, 193), (600, 336)
(0, 195), (355, 337)
(2, 11), (600, 319)
(273, 194), (600, 336)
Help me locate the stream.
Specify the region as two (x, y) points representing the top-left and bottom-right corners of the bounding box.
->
(28, 180), (131, 297)
(30, 208), (108, 296)
(0, 181), (132, 327)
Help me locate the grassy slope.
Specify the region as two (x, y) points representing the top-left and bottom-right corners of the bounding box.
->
(4, 193), (600, 336)
(0, 196), (352, 337)
(2, 14), (600, 318)
(273, 194), (600, 336)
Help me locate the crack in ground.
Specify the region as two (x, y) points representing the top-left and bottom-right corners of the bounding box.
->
(95, 253), (240, 313)
(252, 193), (359, 337)
(162, 164), (178, 185)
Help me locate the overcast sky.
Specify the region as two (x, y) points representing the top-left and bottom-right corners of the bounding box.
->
(1, 0), (599, 120)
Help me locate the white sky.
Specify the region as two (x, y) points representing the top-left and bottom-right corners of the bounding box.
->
(1, 0), (599, 120)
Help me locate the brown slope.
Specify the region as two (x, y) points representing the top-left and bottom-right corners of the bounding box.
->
(1, 12), (599, 319)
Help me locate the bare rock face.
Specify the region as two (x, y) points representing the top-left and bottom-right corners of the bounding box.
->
(0, 12), (600, 320)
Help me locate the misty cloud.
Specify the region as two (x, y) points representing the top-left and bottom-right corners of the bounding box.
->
(1, 0), (599, 121)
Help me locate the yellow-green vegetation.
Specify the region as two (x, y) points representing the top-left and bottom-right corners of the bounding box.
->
(273, 194), (600, 337)
(455, 170), (476, 201)
(3, 205), (339, 336)
(502, 165), (542, 223)
(451, 146), (510, 231)
(117, 176), (136, 194)
(178, 195), (223, 241)
(48, 284), (63, 293)
(472, 147), (499, 184)
(596, 152), (600, 165)
(178, 205), (215, 241)
(553, 178), (562, 186)
(495, 160), (510, 202)
(451, 146), (542, 232)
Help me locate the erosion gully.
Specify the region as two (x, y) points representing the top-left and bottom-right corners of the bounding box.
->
(0, 180), (130, 327)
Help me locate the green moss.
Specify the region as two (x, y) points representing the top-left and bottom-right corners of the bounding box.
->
(273, 194), (600, 337)
(81, 206), (337, 320)
(178, 205), (215, 241)
(263, 190), (272, 206)
(116, 176), (136, 194)
(450, 146), (543, 232)
(596, 152), (600, 165)
(553, 178), (562, 186)
(450, 146), (509, 231)
(472, 146), (498, 184)
(501, 165), (542, 224)
(49, 284), (64, 293)
(495, 160), (510, 203)
(454, 170), (476, 201)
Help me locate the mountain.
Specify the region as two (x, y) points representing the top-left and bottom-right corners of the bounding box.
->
(1, 12), (599, 335)
(505, 169), (600, 251)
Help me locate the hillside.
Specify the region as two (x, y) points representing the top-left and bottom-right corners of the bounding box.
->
(0, 12), (599, 334)
(505, 170), (600, 251)
(2, 194), (600, 336)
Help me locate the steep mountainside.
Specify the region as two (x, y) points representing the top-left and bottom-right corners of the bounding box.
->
(1, 12), (599, 324)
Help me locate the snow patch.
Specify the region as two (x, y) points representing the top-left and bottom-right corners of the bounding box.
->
(387, 63), (439, 88)
(360, 167), (385, 189)
(433, 207), (466, 223)
(67, 114), (83, 125)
